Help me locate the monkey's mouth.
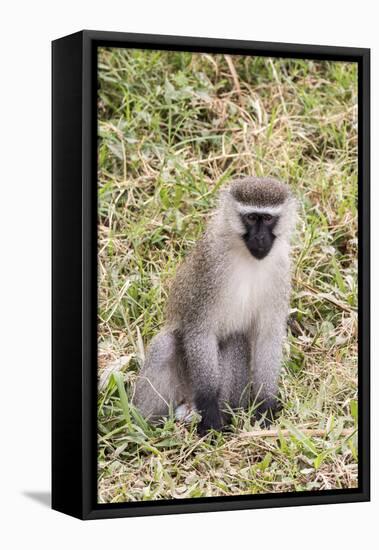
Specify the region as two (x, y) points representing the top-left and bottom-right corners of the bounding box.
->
(252, 248), (269, 259)
(245, 242), (270, 259)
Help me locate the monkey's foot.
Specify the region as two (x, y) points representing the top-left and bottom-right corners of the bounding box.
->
(197, 409), (225, 435)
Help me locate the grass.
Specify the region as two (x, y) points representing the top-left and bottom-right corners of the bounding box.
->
(97, 48), (358, 503)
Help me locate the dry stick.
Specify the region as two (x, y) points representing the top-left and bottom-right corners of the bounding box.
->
(240, 428), (355, 439)
(268, 58), (288, 116)
(189, 151), (252, 165)
(296, 278), (354, 314)
(224, 55), (241, 98)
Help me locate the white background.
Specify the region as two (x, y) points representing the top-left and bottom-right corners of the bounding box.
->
(1, 1), (376, 548)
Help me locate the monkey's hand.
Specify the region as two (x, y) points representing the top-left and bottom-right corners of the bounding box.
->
(197, 398), (224, 435)
(255, 398), (283, 429)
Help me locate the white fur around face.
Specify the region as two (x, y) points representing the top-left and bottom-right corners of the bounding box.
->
(235, 203), (283, 216)
(219, 194), (297, 239)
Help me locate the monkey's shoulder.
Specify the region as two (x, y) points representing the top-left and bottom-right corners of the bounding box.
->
(165, 236), (221, 323)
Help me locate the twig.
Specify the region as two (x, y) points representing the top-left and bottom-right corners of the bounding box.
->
(189, 151), (252, 165)
(296, 279), (355, 313)
(268, 58), (288, 116)
(224, 55), (241, 98)
(240, 428), (355, 438)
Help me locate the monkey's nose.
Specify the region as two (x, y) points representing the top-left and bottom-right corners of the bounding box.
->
(256, 234), (265, 243)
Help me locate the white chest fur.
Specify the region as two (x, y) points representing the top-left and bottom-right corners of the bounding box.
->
(216, 246), (278, 338)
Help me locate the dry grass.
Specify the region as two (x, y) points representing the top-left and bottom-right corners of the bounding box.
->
(97, 48), (358, 503)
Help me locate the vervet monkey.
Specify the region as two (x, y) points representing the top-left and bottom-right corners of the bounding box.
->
(133, 177), (297, 434)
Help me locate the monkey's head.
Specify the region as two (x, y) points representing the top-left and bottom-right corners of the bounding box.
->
(220, 177), (296, 260)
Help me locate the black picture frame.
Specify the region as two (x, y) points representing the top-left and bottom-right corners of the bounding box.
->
(52, 30), (370, 520)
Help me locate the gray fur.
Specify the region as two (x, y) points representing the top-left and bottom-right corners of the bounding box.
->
(133, 177), (297, 431)
(230, 176), (289, 206)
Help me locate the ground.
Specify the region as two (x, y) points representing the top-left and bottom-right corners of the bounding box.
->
(96, 48), (358, 503)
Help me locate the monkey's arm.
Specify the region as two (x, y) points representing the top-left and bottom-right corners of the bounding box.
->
(252, 308), (288, 424)
(182, 329), (223, 434)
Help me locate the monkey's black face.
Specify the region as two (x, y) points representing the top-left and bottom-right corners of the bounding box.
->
(241, 212), (279, 259)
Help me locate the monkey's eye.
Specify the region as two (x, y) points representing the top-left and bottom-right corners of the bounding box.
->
(262, 214), (273, 223)
(246, 213), (258, 223)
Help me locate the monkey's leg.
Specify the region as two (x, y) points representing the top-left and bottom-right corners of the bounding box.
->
(133, 330), (186, 421)
(252, 315), (286, 426)
(219, 334), (251, 412)
(183, 330), (223, 435)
